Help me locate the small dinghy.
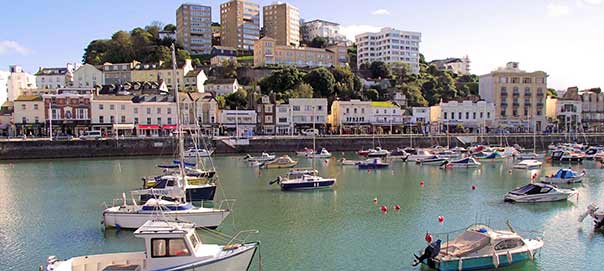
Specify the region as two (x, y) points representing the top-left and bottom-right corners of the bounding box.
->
(306, 148), (332, 158)
(412, 224), (543, 271)
(513, 159), (543, 169)
(541, 168), (585, 184)
(504, 182), (577, 203)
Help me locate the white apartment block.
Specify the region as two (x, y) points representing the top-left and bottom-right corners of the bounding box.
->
(356, 27), (421, 74)
(7, 65), (36, 101)
(289, 98), (328, 125)
(220, 110), (257, 136)
(302, 19), (347, 44)
(177, 4), (212, 55)
(439, 100), (495, 132)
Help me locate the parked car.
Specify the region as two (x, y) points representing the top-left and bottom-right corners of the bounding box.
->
(301, 128), (319, 136)
(79, 130), (102, 140)
(53, 133), (73, 141)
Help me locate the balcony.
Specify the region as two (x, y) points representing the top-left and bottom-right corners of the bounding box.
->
(536, 102), (544, 107)
(513, 102), (520, 107)
(524, 100), (531, 106)
(500, 102), (508, 107)
(512, 91), (520, 97)
(524, 91), (532, 96)
(500, 91), (508, 97)
(536, 92), (544, 97)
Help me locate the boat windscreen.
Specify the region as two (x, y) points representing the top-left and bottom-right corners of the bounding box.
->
(510, 184), (538, 195)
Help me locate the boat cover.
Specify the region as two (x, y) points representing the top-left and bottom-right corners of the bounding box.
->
(553, 169), (577, 179)
(442, 230), (491, 257)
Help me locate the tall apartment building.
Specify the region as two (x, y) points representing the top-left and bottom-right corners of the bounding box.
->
(355, 27), (422, 74)
(263, 2), (300, 46)
(220, 0), (260, 51)
(479, 62), (548, 132)
(176, 4), (212, 55)
(302, 19), (347, 44)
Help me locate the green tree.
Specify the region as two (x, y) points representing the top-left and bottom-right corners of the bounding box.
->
(364, 88), (379, 101)
(547, 88), (558, 97)
(292, 83), (314, 98)
(303, 67), (336, 98)
(83, 39), (112, 65)
(215, 96), (226, 109)
(309, 36), (328, 48)
(258, 67), (305, 95)
(225, 89), (248, 109)
(163, 24), (176, 32)
(400, 83), (428, 106)
(369, 61), (391, 79)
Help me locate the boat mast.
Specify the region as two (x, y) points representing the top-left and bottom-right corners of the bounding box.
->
(171, 44), (185, 178)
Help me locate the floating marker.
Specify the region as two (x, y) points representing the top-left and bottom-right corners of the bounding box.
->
(438, 215), (445, 224)
(394, 204), (401, 211)
(425, 232), (433, 243)
(373, 197), (378, 205)
(420, 181), (425, 187)
(381, 205), (388, 213)
(472, 184), (476, 190)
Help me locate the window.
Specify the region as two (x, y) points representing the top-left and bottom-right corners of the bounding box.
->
(121, 104), (126, 110)
(487, 112), (491, 119)
(473, 112), (476, 119)
(466, 112), (469, 119)
(99, 104), (104, 110)
(121, 116), (126, 123)
(151, 238), (190, 258)
(21, 104), (26, 110)
(134, 108), (138, 114)
(34, 116), (39, 123)
(99, 116), (104, 123)
(157, 117), (162, 125)
(34, 104), (39, 110)
(167, 108), (172, 114)
(147, 108), (151, 114)
(292, 105), (300, 111)
(444, 112), (447, 119)
(157, 108), (161, 114)
(110, 116), (115, 123)
(458, 112), (462, 119)
(134, 117), (139, 124)
(22, 117), (26, 123)
(147, 118), (151, 124)
(167, 117), (172, 124)
(110, 104), (115, 110)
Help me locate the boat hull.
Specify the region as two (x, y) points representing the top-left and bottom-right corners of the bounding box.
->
(542, 175), (584, 184)
(103, 207), (230, 229)
(504, 191), (576, 203)
(420, 159), (448, 165)
(162, 243), (258, 271)
(140, 186), (216, 202)
(281, 180), (335, 190)
(428, 250), (538, 271)
(357, 163), (389, 169)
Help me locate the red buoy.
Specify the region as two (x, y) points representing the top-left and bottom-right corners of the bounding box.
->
(381, 205), (388, 213)
(472, 184), (476, 190)
(394, 204), (401, 211)
(438, 215), (445, 224)
(425, 232), (433, 243)
(420, 181), (425, 187)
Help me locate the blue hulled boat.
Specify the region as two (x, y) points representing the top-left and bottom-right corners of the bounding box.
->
(270, 169), (336, 191)
(357, 158), (389, 169)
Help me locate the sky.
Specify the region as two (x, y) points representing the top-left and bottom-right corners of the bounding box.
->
(0, 0), (603, 90)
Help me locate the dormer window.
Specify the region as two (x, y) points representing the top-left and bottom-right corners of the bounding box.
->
(151, 238), (190, 257)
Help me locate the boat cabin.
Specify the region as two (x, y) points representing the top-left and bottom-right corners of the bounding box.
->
(509, 183), (553, 196)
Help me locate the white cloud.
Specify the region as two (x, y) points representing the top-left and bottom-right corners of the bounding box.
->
(0, 40), (31, 55)
(340, 25), (382, 41)
(547, 3), (570, 16)
(583, 0), (602, 5)
(371, 9), (390, 15)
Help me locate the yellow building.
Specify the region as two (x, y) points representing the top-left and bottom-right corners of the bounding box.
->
(479, 62), (547, 131)
(130, 60), (193, 91)
(220, 0), (260, 51)
(253, 37), (348, 68)
(263, 2), (300, 46)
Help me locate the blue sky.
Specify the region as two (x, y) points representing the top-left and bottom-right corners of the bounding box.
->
(1, 0), (603, 89)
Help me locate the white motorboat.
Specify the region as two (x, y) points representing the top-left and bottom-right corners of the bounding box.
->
(513, 159), (543, 169)
(504, 183), (577, 203)
(418, 155), (449, 166)
(441, 157), (481, 169)
(44, 220), (258, 271)
(340, 158), (363, 166)
(516, 151), (541, 160)
(366, 147), (390, 158)
(306, 148), (332, 158)
(413, 224), (543, 271)
(103, 197), (231, 229)
(270, 168), (336, 190)
(243, 152), (276, 162)
(541, 168), (585, 184)
(184, 148), (213, 158)
(407, 149), (434, 162)
(295, 147), (314, 156)
(578, 203), (604, 230)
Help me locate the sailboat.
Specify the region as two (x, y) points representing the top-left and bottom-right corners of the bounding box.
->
(102, 45), (230, 229)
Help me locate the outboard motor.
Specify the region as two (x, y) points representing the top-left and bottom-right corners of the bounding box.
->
(45, 256), (58, 271)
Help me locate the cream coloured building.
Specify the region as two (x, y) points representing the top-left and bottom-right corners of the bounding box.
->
(263, 2), (300, 46)
(302, 19), (347, 45)
(356, 27), (422, 73)
(13, 95), (45, 136)
(220, 0), (260, 51)
(7, 65), (36, 102)
(73, 64), (104, 88)
(438, 100), (495, 133)
(130, 60), (194, 91)
(479, 62), (547, 131)
(253, 37), (348, 67)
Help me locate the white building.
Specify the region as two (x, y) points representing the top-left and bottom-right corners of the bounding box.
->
(73, 64), (104, 88)
(204, 78), (240, 96)
(0, 71), (9, 103)
(184, 69), (208, 93)
(220, 110), (257, 136)
(13, 95), (45, 136)
(35, 64), (76, 89)
(429, 56), (471, 75)
(275, 104), (291, 135)
(439, 100), (495, 133)
(355, 27), (422, 74)
(7, 65), (36, 101)
(302, 19), (347, 44)
(330, 99), (371, 134)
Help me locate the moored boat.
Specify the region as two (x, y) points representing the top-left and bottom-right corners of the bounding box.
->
(474, 151), (507, 161)
(541, 168), (585, 184)
(357, 158), (389, 169)
(183, 147), (213, 158)
(270, 168), (336, 190)
(418, 155), (449, 166)
(504, 182), (577, 203)
(578, 203), (604, 230)
(513, 159), (543, 170)
(295, 147), (314, 156)
(306, 147), (332, 158)
(44, 220), (258, 271)
(340, 158), (363, 166)
(367, 147), (391, 158)
(260, 155), (298, 169)
(407, 149), (435, 162)
(412, 224), (543, 271)
(441, 157), (481, 169)
(549, 150), (584, 163)
(243, 152), (276, 162)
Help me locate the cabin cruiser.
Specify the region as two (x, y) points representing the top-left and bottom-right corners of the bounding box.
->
(357, 158), (390, 169)
(243, 152), (276, 162)
(418, 155), (449, 166)
(504, 183), (577, 203)
(389, 148), (409, 159)
(295, 147), (314, 156)
(270, 168), (336, 190)
(515, 150), (541, 160)
(339, 158), (363, 166)
(138, 173), (216, 202)
(549, 150), (584, 163)
(366, 147), (391, 158)
(260, 155), (298, 169)
(541, 168), (585, 184)
(474, 151), (507, 161)
(513, 159), (543, 170)
(441, 157), (481, 169)
(44, 220), (258, 271)
(413, 224), (543, 271)
(407, 149), (435, 162)
(584, 147), (604, 160)
(306, 147), (332, 158)
(578, 203), (604, 230)
(183, 148), (213, 158)
(433, 149), (460, 159)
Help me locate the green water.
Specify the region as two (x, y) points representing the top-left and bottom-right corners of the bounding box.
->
(1, 154), (603, 270)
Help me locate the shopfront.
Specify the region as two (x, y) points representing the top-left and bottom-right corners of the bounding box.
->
(137, 124), (161, 137)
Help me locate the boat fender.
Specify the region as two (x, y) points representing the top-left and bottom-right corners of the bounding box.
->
(507, 250), (513, 264)
(528, 249), (534, 260)
(458, 258), (463, 271)
(492, 253), (499, 268)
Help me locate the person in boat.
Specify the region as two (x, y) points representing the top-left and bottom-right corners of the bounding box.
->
(412, 239), (441, 266)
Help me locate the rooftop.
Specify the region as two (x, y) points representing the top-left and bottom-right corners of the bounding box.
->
(14, 95), (43, 101)
(371, 101), (396, 108)
(35, 67), (68, 76)
(205, 78), (237, 85)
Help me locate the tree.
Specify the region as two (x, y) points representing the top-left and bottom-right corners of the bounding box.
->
(369, 61), (391, 79)
(163, 24), (176, 32)
(258, 67), (305, 95)
(303, 67), (336, 98)
(292, 83), (314, 98)
(364, 88), (379, 101)
(399, 83), (428, 106)
(225, 89), (248, 109)
(215, 96), (226, 109)
(547, 88), (558, 97)
(309, 36), (328, 48)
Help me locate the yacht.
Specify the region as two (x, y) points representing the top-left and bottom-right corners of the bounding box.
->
(413, 224), (543, 271)
(513, 159), (543, 170)
(504, 183), (577, 203)
(389, 148), (409, 159)
(584, 147), (604, 160)
(270, 168), (335, 190)
(578, 203), (604, 230)
(441, 157), (481, 169)
(407, 149), (434, 162)
(340, 158), (363, 166)
(295, 147), (314, 156)
(138, 173), (216, 202)
(549, 150), (584, 163)
(474, 151), (507, 161)
(44, 220), (258, 271)
(366, 147), (391, 158)
(541, 168), (585, 184)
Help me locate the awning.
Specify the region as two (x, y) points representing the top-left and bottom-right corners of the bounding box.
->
(162, 124), (178, 129)
(113, 123), (135, 130)
(138, 125), (160, 129)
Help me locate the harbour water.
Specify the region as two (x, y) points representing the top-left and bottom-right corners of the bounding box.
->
(1, 154), (603, 270)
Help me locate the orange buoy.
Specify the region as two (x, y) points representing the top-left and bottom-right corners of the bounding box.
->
(438, 215), (445, 224)
(258, 170), (262, 176)
(381, 205), (388, 213)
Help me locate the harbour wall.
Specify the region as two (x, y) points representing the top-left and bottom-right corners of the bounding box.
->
(0, 134), (599, 160)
